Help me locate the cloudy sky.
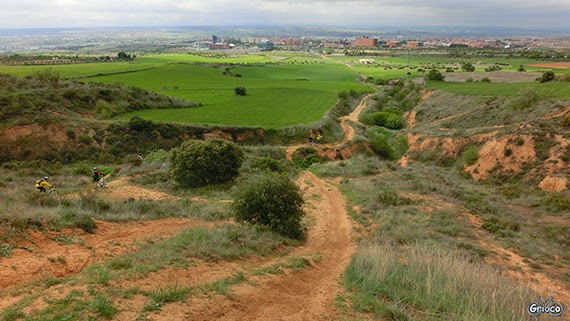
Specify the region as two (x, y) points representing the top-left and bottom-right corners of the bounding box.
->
(1, 0), (569, 30)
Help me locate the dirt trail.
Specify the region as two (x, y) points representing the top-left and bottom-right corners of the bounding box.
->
(285, 93), (373, 159)
(542, 103), (570, 119)
(433, 98), (498, 124)
(180, 171), (355, 320)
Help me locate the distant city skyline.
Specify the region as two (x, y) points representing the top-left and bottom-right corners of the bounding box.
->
(1, 0), (570, 31)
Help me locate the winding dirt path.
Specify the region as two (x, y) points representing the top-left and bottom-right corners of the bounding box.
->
(285, 93), (374, 159)
(179, 172), (355, 321)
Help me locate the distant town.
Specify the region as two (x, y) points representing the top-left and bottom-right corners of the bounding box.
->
(0, 26), (569, 56)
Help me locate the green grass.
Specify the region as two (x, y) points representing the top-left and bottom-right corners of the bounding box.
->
(0, 60), (163, 78)
(87, 63), (368, 128)
(119, 87), (338, 128)
(345, 244), (535, 321)
(426, 80), (570, 97)
(0, 54), (275, 78)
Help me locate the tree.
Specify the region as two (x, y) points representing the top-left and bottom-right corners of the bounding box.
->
(232, 173), (305, 240)
(517, 65), (526, 72)
(117, 51), (128, 59)
(427, 69), (445, 81)
(461, 62), (475, 72)
(171, 139), (244, 188)
(234, 86), (247, 96)
(539, 71), (555, 83)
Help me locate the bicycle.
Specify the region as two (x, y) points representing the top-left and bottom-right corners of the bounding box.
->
(97, 176), (109, 190)
(47, 187), (60, 198)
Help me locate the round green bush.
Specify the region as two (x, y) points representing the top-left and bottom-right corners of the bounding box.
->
(369, 135), (396, 160)
(292, 147), (322, 169)
(171, 139), (244, 188)
(232, 173), (305, 240)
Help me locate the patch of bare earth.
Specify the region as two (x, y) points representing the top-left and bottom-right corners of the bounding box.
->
(529, 62), (570, 69)
(538, 175), (568, 192)
(404, 110), (416, 128)
(101, 176), (177, 201)
(465, 134), (536, 180)
(0, 218), (213, 309)
(406, 132), (467, 158)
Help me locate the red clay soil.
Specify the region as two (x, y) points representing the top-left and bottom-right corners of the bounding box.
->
(406, 132), (467, 158)
(101, 176), (178, 201)
(542, 103), (570, 119)
(0, 218), (214, 296)
(0, 124), (72, 146)
(465, 134), (536, 180)
(538, 175), (569, 192)
(529, 62), (570, 69)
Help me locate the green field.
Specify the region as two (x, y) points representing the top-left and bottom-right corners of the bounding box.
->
(2, 52), (567, 127)
(329, 54), (567, 81)
(0, 54), (277, 78)
(88, 61), (368, 128)
(426, 80), (570, 97)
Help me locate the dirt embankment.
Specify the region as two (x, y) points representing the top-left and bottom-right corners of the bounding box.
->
(465, 134), (536, 180)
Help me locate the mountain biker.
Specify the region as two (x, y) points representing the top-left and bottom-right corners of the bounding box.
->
(35, 176), (52, 192)
(92, 167), (103, 182)
(316, 134), (323, 144)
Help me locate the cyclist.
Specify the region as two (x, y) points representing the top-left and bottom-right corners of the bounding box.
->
(316, 134), (323, 144)
(35, 176), (52, 193)
(92, 167), (103, 182)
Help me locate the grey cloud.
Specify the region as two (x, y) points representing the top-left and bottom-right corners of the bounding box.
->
(0, 0), (569, 29)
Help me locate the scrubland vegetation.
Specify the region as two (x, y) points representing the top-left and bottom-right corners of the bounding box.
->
(1, 49), (569, 320)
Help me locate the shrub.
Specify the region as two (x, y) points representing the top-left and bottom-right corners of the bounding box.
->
(292, 147), (322, 169)
(562, 116), (570, 127)
(145, 149), (171, 163)
(427, 69), (445, 81)
(232, 173), (305, 240)
(461, 62), (475, 72)
(253, 156), (287, 173)
(480, 77), (491, 83)
(370, 136), (396, 160)
(361, 112), (404, 130)
(234, 86), (247, 96)
(463, 144), (479, 165)
(539, 71), (555, 83)
(171, 139), (244, 188)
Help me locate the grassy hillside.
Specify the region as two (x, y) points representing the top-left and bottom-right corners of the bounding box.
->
(308, 85), (570, 319)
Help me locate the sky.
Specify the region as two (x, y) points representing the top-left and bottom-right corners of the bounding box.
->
(1, 0), (570, 30)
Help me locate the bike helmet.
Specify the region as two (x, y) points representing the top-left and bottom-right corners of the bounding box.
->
(44, 176), (49, 180)
(94, 167), (97, 170)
